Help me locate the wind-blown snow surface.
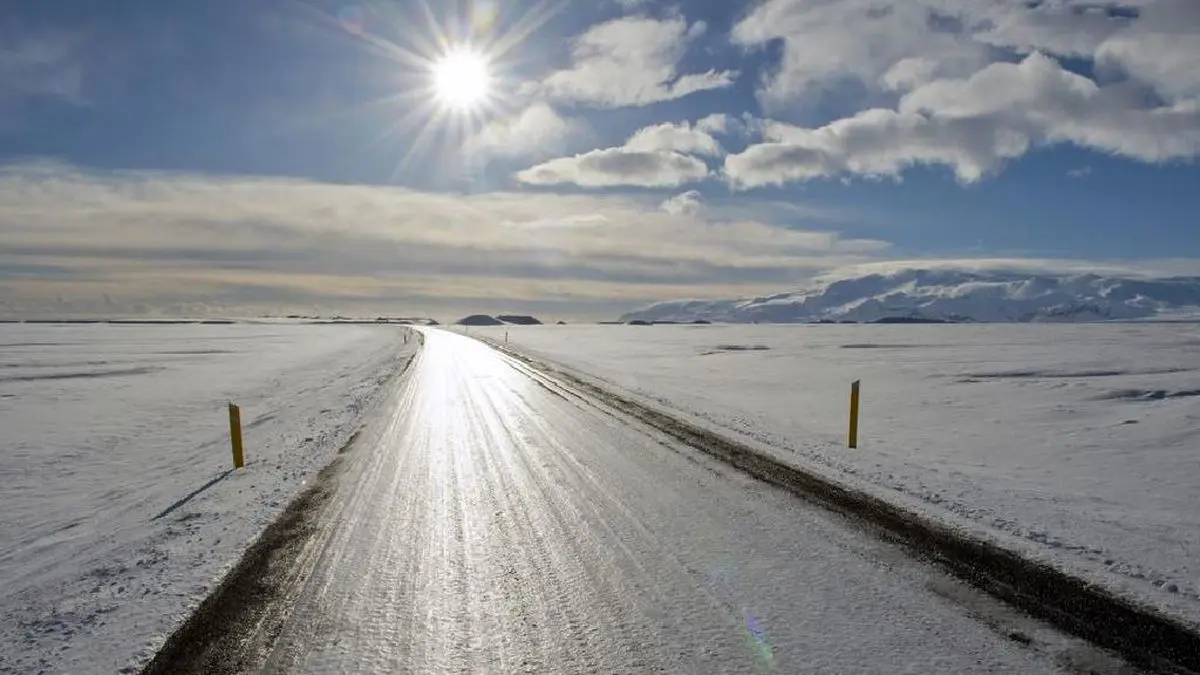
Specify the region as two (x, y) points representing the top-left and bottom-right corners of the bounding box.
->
(477, 323), (1200, 627)
(0, 323), (415, 674)
(622, 269), (1200, 323)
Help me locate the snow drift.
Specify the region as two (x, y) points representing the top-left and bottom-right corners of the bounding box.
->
(621, 269), (1200, 324)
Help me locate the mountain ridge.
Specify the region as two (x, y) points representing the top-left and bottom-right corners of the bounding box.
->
(620, 269), (1200, 324)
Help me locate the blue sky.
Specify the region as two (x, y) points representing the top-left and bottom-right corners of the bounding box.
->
(1, 0), (1198, 319)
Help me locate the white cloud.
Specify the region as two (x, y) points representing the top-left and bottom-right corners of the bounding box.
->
(817, 256), (1189, 282)
(515, 119), (728, 188)
(0, 162), (884, 317)
(660, 190), (704, 216)
(973, 2), (1132, 57)
(464, 103), (590, 160)
(515, 148), (710, 188)
(732, 0), (992, 108)
(695, 113), (764, 139)
(1067, 166), (1093, 178)
(1095, 0), (1200, 102)
(731, 0), (1197, 111)
(695, 113), (732, 135)
(725, 52), (1200, 188)
(624, 121), (723, 156)
(537, 15), (738, 108)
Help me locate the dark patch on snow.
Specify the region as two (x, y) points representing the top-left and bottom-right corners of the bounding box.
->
(841, 343), (933, 349)
(156, 350), (234, 355)
(173, 511), (205, 524)
(0, 366), (164, 383)
(2, 359), (110, 368)
(967, 369), (1126, 379)
(1097, 389), (1200, 402)
(962, 367), (1188, 380)
(700, 344), (771, 355)
(1007, 630), (1033, 645)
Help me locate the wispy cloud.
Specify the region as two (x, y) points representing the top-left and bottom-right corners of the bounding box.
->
(464, 103), (592, 160)
(0, 162), (887, 318)
(660, 190), (704, 216)
(515, 119), (723, 188)
(534, 15), (737, 108)
(0, 29), (91, 108)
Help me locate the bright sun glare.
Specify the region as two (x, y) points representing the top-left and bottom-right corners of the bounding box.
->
(432, 48), (491, 110)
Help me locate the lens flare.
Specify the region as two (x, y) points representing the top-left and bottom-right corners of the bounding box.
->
(471, 0), (500, 34)
(337, 4), (365, 36)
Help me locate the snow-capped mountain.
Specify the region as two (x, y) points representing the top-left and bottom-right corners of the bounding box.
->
(620, 269), (1200, 324)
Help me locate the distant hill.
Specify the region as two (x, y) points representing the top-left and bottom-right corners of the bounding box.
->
(620, 269), (1200, 324)
(497, 315), (542, 325)
(456, 314), (505, 326)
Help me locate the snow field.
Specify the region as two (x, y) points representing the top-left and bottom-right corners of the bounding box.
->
(0, 323), (416, 674)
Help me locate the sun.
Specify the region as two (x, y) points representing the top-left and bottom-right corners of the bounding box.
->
(432, 48), (491, 111)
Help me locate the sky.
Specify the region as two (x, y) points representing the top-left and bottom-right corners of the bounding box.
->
(0, 0), (1198, 320)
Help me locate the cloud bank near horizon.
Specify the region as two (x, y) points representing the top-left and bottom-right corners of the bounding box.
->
(1, 162), (1196, 319)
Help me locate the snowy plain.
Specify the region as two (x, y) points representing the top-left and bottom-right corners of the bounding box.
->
(473, 322), (1200, 628)
(0, 322), (416, 674)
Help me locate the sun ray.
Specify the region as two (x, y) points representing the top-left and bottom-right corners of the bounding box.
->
(432, 48), (491, 112)
(273, 0), (563, 184)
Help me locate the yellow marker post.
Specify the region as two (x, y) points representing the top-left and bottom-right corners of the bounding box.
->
(848, 380), (861, 449)
(229, 403), (245, 469)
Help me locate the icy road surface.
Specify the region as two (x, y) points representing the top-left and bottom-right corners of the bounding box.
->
(259, 330), (1093, 674)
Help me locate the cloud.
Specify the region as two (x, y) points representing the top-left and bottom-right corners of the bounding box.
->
(732, 0), (992, 107)
(732, 0), (1199, 111)
(0, 29), (90, 108)
(660, 190), (704, 216)
(464, 103), (591, 160)
(725, 52), (1200, 187)
(815, 257), (1193, 283)
(515, 148), (710, 188)
(695, 113), (764, 139)
(1095, 0), (1200, 103)
(624, 121), (723, 156)
(973, 2), (1132, 58)
(0, 162), (887, 318)
(536, 15), (737, 108)
(515, 119), (725, 188)
(1066, 166), (1093, 178)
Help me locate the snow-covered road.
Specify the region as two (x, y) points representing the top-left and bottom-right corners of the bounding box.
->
(251, 329), (1102, 674)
